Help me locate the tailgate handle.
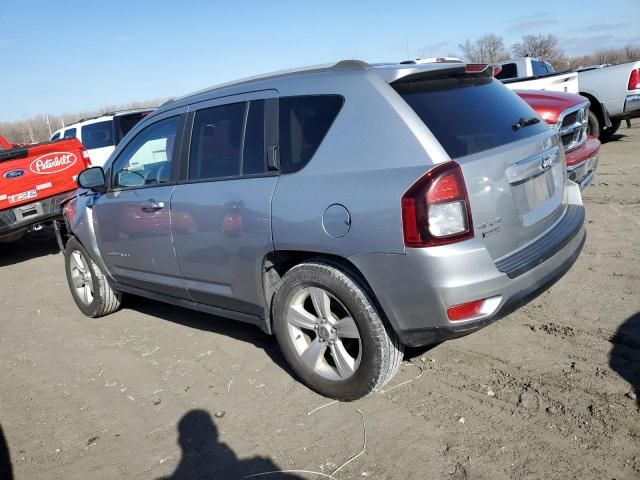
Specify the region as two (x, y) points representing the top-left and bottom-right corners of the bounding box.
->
(140, 200), (165, 212)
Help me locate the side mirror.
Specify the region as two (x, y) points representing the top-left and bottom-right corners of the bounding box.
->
(77, 167), (107, 193)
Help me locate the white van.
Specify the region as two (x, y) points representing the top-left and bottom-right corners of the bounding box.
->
(50, 109), (153, 167)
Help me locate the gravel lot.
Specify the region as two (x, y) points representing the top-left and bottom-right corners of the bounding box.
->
(1, 121), (638, 480)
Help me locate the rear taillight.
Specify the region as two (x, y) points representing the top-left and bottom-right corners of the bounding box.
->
(629, 68), (640, 90)
(401, 162), (473, 247)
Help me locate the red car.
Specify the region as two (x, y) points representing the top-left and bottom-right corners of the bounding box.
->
(517, 90), (600, 189)
(0, 134), (89, 242)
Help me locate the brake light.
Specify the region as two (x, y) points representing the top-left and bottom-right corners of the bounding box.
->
(401, 162), (473, 247)
(465, 63), (488, 73)
(629, 68), (640, 90)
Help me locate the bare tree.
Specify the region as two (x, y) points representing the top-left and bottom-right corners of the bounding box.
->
(624, 44), (640, 61)
(459, 34), (509, 63)
(0, 99), (166, 145)
(511, 34), (566, 66)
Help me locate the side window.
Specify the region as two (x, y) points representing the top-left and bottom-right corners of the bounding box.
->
(63, 128), (77, 139)
(111, 116), (179, 189)
(188, 102), (246, 180)
(51, 132), (61, 141)
(495, 63), (517, 80)
(81, 121), (114, 149)
(279, 95), (344, 174)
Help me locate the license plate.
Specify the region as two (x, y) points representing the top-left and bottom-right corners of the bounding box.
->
(14, 201), (44, 221)
(9, 189), (37, 204)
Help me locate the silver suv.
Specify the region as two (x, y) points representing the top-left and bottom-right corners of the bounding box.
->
(59, 60), (586, 400)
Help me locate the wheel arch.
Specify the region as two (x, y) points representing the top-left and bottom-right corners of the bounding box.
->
(580, 92), (604, 127)
(262, 250), (393, 335)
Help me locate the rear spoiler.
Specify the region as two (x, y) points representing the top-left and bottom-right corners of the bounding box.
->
(391, 63), (498, 86)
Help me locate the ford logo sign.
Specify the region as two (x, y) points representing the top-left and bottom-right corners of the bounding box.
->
(3, 169), (25, 179)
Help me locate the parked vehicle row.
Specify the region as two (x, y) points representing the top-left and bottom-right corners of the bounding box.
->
(58, 60), (586, 400)
(495, 56), (640, 139)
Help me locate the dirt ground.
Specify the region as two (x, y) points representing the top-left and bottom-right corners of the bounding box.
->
(0, 121), (639, 480)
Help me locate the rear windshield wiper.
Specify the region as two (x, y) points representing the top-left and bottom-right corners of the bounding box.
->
(512, 116), (540, 131)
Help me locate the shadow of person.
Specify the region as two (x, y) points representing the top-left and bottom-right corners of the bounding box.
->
(0, 424), (13, 480)
(609, 312), (640, 407)
(160, 410), (302, 480)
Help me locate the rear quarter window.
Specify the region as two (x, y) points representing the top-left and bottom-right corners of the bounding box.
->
(279, 95), (344, 174)
(395, 76), (548, 159)
(63, 128), (77, 139)
(81, 121), (115, 149)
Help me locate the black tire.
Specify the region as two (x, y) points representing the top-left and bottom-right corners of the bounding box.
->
(587, 109), (600, 139)
(64, 237), (122, 317)
(600, 118), (622, 141)
(272, 261), (404, 401)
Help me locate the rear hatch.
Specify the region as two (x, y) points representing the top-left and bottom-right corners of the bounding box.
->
(394, 71), (567, 260)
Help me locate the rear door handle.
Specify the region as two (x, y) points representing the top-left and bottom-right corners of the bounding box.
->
(140, 200), (166, 212)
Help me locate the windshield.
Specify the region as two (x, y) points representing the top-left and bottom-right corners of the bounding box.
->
(395, 76), (548, 159)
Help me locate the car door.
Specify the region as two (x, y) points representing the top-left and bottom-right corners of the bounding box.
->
(171, 91), (279, 318)
(91, 109), (190, 299)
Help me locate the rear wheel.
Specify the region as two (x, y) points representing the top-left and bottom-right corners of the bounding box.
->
(587, 109), (600, 139)
(64, 237), (122, 317)
(273, 261), (403, 400)
(600, 119), (622, 141)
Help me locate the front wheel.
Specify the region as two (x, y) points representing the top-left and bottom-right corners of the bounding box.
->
(64, 237), (122, 317)
(272, 261), (403, 400)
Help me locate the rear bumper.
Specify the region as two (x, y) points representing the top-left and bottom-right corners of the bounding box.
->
(0, 192), (68, 239)
(349, 192), (586, 347)
(623, 94), (640, 116)
(565, 138), (600, 190)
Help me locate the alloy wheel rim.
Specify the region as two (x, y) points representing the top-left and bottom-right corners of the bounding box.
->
(70, 250), (94, 305)
(287, 286), (362, 381)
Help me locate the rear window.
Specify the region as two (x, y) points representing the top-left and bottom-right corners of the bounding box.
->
(51, 132), (61, 141)
(396, 76), (548, 159)
(81, 121), (114, 149)
(531, 60), (550, 77)
(495, 63), (517, 80)
(279, 95), (344, 174)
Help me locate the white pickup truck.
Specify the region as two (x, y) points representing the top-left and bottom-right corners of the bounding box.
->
(577, 62), (640, 138)
(495, 57), (579, 94)
(495, 57), (640, 139)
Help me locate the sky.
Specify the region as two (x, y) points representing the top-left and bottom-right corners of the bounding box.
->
(1, 0), (639, 122)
